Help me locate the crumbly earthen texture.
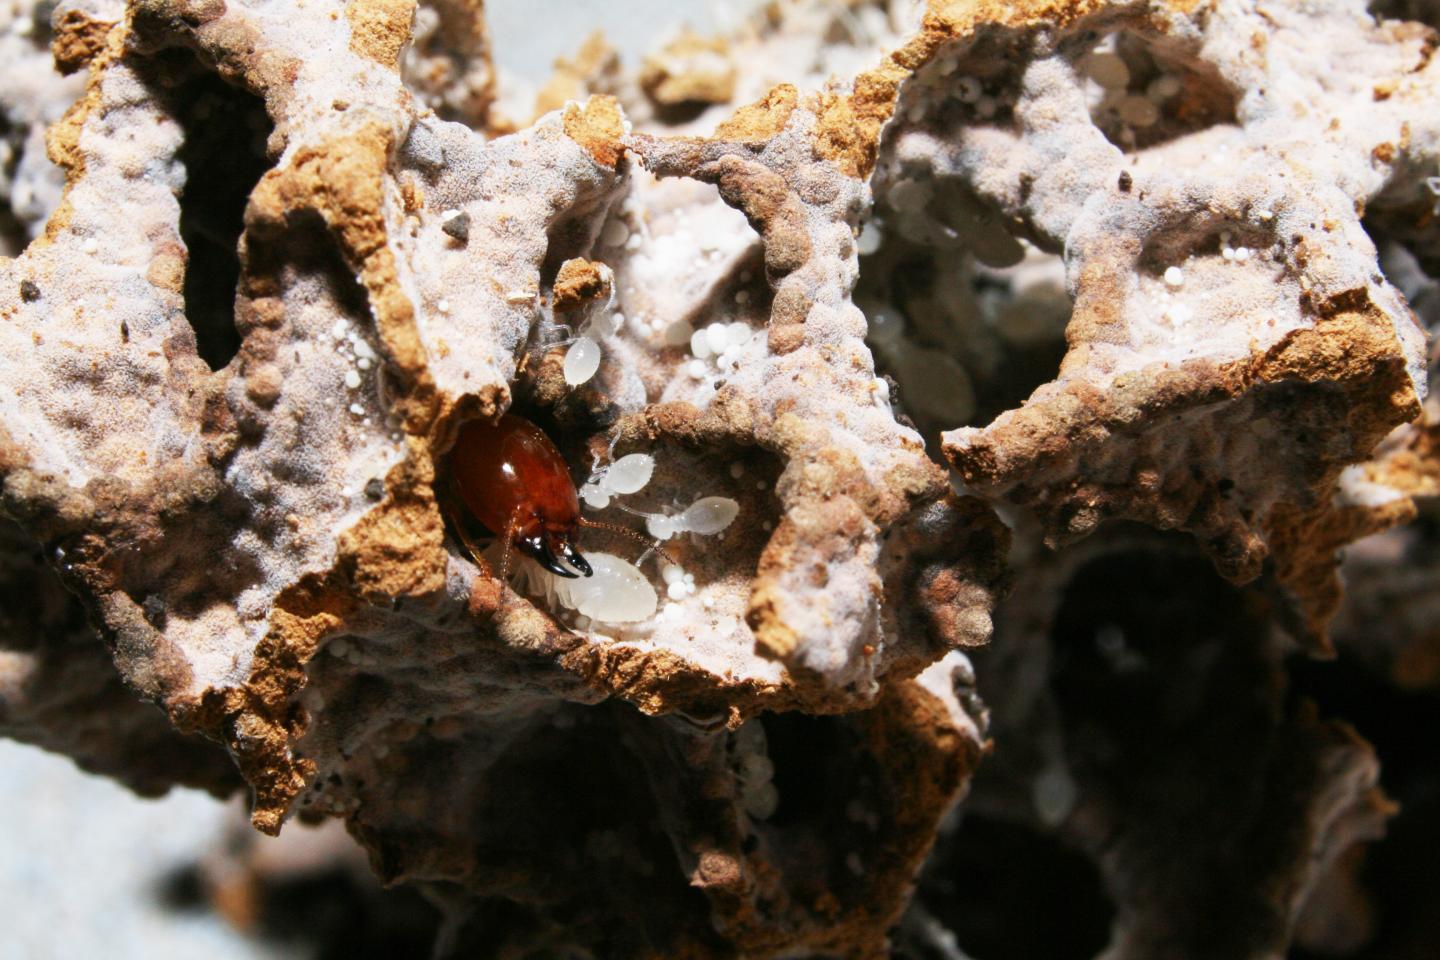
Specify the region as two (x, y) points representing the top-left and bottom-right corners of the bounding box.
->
(3, 0), (1439, 956)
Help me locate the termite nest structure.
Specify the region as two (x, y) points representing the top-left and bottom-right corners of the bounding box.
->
(6, 0), (1440, 957)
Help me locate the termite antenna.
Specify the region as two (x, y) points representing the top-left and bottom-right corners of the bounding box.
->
(577, 516), (678, 567)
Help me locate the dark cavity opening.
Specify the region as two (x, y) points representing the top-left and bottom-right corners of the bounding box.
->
(1045, 544), (1306, 957)
(147, 49), (274, 371)
(749, 711), (888, 909)
(1287, 640), (1440, 960)
(1370, 0), (1440, 27)
(760, 711), (859, 828)
(458, 703), (718, 957)
(0, 116), (27, 256)
(1049, 545), (1263, 768)
(855, 235), (1072, 443)
(908, 815), (1113, 960)
(154, 858), (440, 960)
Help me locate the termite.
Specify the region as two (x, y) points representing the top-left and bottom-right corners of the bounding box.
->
(443, 412), (660, 582)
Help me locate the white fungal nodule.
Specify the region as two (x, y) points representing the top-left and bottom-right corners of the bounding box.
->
(704, 323), (730, 354)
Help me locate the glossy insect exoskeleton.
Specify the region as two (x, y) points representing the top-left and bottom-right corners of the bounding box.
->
(447, 413), (594, 579)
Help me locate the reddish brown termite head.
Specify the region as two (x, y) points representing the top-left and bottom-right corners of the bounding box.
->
(446, 413), (594, 579)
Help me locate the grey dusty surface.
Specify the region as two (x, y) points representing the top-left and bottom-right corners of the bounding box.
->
(3, 0), (1440, 957)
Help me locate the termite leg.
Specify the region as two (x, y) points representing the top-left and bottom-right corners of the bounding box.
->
(441, 475), (495, 580)
(455, 523), (495, 580)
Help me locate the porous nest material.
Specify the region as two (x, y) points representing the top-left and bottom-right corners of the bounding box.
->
(0, 0), (999, 953)
(876, 0), (1437, 647)
(3, 0), (1440, 956)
